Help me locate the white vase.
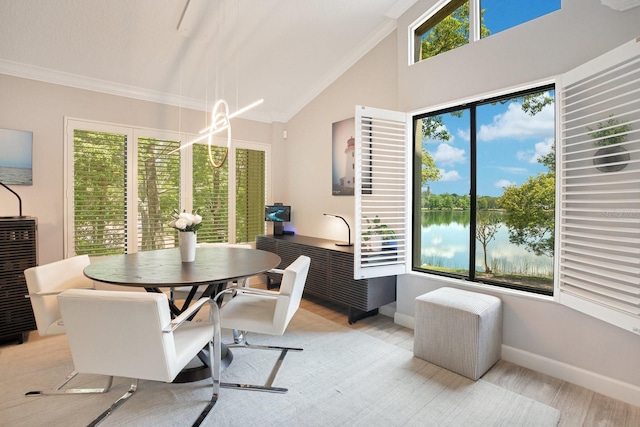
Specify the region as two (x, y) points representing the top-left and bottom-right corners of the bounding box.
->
(179, 231), (197, 262)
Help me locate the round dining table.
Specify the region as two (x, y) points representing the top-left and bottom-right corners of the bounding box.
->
(83, 246), (281, 382)
(84, 246), (281, 311)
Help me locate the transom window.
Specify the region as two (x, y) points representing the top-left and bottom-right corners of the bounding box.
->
(412, 85), (556, 295)
(412, 0), (560, 63)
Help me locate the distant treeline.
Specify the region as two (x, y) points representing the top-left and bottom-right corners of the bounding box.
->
(421, 193), (501, 210)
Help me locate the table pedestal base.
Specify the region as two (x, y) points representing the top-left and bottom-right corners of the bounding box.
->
(173, 344), (233, 383)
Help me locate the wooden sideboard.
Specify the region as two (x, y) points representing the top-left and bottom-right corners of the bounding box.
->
(256, 234), (396, 324)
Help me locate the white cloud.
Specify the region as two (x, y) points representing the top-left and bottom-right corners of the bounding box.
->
(457, 128), (470, 142)
(516, 137), (554, 164)
(478, 100), (554, 142)
(439, 169), (462, 181)
(432, 143), (466, 166)
(495, 179), (515, 189)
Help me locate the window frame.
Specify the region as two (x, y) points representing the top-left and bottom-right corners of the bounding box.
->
(410, 82), (557, 296)
(409, 0), (559, 65)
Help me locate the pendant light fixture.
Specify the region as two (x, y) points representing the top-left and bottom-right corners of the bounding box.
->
(170, 0), (263, 168)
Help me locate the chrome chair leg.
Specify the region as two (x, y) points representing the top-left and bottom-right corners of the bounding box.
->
(25, 371), (114, 396)
(222, 331), (302, 393)
(193, 302), (222, 426)
(87, 379), (138, 427)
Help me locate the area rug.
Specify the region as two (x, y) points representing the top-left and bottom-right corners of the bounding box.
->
(0, 308), (560, 426)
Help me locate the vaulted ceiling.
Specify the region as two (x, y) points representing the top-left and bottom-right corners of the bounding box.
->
(0, 0), (417, 123)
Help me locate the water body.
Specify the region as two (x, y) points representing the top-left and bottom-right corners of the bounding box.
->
(420, 211), (553, 277)
(0, 166), (32, 185)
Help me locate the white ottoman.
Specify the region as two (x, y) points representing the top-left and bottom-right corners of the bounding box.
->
(414, 287), (502, 380)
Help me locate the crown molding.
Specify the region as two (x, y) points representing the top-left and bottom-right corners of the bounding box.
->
(1, 15), (398, 126)
(0, 59), (273, 123)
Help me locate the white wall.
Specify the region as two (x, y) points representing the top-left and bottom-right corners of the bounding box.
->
(0, 74), (277, 264)
(283, 32), (398, 241)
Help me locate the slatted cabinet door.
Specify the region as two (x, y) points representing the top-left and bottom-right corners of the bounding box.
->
(0, 217), (37, 343)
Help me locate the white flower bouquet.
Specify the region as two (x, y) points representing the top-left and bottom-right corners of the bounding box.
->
(168, 209), (203, 233)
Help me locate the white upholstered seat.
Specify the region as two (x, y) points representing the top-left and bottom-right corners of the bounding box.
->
(24, 254), (94, 337)
(58, 289), (221, 426)
(23, 255), (116, 397)
(215, 255), (310, 393)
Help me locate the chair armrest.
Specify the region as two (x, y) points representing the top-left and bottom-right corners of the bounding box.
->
(25, 287), (93, 298)
(212, 286), (280, 305)
(268, 268), (285, 275)
(163, 297), (210, 333)
(233, 287), (280, 297)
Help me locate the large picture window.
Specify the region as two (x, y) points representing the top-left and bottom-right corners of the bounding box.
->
(412, 85), (556, 295)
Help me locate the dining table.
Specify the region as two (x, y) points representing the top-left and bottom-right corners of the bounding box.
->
(83, 246), (281, 382)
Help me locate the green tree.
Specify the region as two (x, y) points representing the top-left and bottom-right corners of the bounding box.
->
(476, 212), (501, 273)
(421, 2), (490, 60)
(74, 130), (127, 255)
(521, 92), (554, 116)
(421, 150), (441, 187)
(498, 146), (555, 257)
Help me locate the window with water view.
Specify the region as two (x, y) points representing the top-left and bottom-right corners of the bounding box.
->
(413, 86), (555, 294)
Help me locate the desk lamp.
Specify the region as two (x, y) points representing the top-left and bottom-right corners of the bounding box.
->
(323, 213), (353, 247)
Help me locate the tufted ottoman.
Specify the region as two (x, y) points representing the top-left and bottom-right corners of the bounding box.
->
(414, 287), (502, 380)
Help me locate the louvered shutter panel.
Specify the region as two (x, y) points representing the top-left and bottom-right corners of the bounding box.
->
(355, 105), (410, 279)
(235, 148), (266, 243)
(192, 144), (229, 243)
(558, 37), (640, 333)
(73, 130), (127, 256)
(136, 137), (181, 251)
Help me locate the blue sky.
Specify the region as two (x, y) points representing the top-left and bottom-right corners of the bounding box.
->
(0, 129), (33, 168)
(424, 92), (555, 198)
(481, 0), (560, 37)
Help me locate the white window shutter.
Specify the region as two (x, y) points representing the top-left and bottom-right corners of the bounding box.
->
(354, 105), (410, 279)
(558, 37), (640, 333)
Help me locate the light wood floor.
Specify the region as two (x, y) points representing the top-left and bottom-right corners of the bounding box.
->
(297, 293), (640, 427)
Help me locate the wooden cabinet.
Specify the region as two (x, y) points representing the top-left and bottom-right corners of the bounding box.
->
(0, 217), (37, 343)
(256, 234), (396, 323)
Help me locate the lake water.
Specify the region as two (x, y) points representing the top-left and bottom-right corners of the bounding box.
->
(420, 211), (553, 277)
(0, 166), (32, 185)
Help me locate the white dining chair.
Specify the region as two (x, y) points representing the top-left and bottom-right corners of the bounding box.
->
(58, 289), (221, 426)
(24, 255), (115, 396)
(214, 255), (310, 393)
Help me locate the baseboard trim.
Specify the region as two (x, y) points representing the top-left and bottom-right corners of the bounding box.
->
(394, 311), (415, 329)
(378, 302), (396, 318)
(501, 345), (640, 407)
(392, 312), (640, 407)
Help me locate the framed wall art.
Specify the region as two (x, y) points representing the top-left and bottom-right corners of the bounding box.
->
(331, 117), (355, 196)
(0, 128), (33, 185)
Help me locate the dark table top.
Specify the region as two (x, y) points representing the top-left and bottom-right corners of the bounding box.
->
(83, 247), (281, 288)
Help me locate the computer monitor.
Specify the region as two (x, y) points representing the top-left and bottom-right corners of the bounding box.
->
(264, 205), (291, 222)
(265, 205), (291, 235)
